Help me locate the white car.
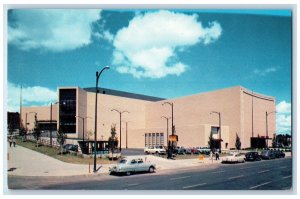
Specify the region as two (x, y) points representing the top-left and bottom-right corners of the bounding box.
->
(222, 153), (245, 163)
(109, 158), (156, 175)
(144, 146), (166, 155)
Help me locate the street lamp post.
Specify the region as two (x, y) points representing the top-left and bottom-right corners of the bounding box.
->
(266, 111), (276, 148)
(210, 111), (222, 151)
(93, 66), (110, 173)
(162, 102), (174, 159)
(75, 116), (92, 141)
(50, 102), (58, 147)
(111, 109), (129, 151)
(26, 112), (37, 135)
(161, 116), (172, 147)
(125, 121), (128, 149)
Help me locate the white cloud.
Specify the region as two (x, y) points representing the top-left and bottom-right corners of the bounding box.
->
(253, 67), (278, 76)
(8, 9), (101, 52)
(276, 101), (291, 134)
(276, 101), (291, 114)
(7, 82), (57, 112)
(112, 10), (222, 78)
(93, 30), (114, 42)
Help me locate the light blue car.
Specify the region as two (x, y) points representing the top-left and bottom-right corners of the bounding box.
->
(109, 157), (156, 175)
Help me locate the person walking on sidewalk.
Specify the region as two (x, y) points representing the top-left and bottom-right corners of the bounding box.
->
(8, 136), (12, 147)
(215, 151), (220, 160)
(12, 136), (16, 147)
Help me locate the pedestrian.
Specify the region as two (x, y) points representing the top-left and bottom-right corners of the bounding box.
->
(210, 151), (213, 160)
(8, 136), (12, 147)
(215, 151), (219, 160)
(12, 136), (16, 147)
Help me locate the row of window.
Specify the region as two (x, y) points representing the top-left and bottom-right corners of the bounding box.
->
(145, 133), (164, 147)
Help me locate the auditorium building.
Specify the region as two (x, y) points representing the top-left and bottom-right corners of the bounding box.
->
(21, 86), (276, 151)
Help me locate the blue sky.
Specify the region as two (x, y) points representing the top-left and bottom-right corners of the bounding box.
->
(7, 9), (292, 134)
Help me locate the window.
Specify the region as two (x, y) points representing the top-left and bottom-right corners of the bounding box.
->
(160, 133), (164, 146)
(152, 133), (155, 146)
(131, 159), (137, 164)
(59, 89), (76, 133)
(119, 159), (127, 164)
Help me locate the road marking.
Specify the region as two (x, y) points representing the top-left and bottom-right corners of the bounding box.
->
(282, 175), (292, 179)
(211, 171), (225, 174)
(183, 183), (207, 189)
(228, 175), (244, 180)
(279, 166), (287, 169)
(127, 183), (140, 187)
(257, 170), (270, 174)
(239, 167), (254, 170)
(249, 181), (272, 189)
(170, 176), (191, 180)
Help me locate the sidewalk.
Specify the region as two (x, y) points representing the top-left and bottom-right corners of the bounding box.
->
(7, 145), (111, 177)
(7, 145), (221, 177)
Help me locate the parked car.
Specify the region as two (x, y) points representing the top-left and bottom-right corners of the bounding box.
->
(273, 150), (285, 158)
(245, 152), (261, 161)
(191, 147), (200, 154)
(222, 153), (245, 164)
(173, 147), (185, 155)
(62, 144), (78, 153)
(185, 148), (192, 154)
(197, 147), (211, 155)
(260, 150), (276, 160)
(144, 146), (166, 155)
(109, 158), (156, 175)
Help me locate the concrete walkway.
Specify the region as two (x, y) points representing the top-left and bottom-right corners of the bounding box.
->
(9, 145), (290, 177)
(7, 145), (221, 177)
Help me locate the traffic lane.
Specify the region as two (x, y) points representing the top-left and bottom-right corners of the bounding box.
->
(181, 162), (292, 190)
(54, 157), (292, 190)
(122, 158), (292, 190)
(11, 157), (292, 190)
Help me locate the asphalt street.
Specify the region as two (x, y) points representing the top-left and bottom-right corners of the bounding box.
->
(8, 157), (292, 191)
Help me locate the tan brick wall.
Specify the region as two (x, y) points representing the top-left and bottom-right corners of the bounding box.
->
(21, 105), (57, 131)
(21, 86), (276, 149)
(241, 88), (276, 148)
(145, 86), (241, 149)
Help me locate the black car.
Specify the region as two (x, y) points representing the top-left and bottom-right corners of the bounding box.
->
(63, 144), (78, 153)
(273, 150), (285, 158)
(245, 152), (261, 161)
(260, 150), (276, 160)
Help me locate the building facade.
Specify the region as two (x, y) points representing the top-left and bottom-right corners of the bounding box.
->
(21, 86), (276, 149)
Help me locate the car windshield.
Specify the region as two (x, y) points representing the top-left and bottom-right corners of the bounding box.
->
(119, 159), (127, 164)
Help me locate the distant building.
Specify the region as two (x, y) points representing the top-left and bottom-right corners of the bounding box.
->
(21, 86), (276, 150)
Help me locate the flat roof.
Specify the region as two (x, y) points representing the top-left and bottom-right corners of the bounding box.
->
(83, 87), (165, 102)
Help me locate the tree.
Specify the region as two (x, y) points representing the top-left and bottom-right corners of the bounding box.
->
(108, 124), (118, 153)
(19, 126), (27, 142)
(32, 117), (41, 147)
(57, 128), (67, 154)
(235, 133), (241, 150)
(7, 121), (14, 136)
(208, 133), (214, 150)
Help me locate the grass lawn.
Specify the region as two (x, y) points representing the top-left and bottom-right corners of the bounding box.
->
(16, 139), (119, 165)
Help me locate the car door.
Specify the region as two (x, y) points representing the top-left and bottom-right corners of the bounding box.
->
(129, 159), (138, 172)
(136, 159), (146, 172)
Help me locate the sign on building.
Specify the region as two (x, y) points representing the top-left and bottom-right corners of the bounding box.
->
(169, 135), (178, 142)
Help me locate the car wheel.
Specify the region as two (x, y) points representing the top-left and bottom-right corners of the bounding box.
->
(125, 171), (131, 176)
(149, 166), (155, 173)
